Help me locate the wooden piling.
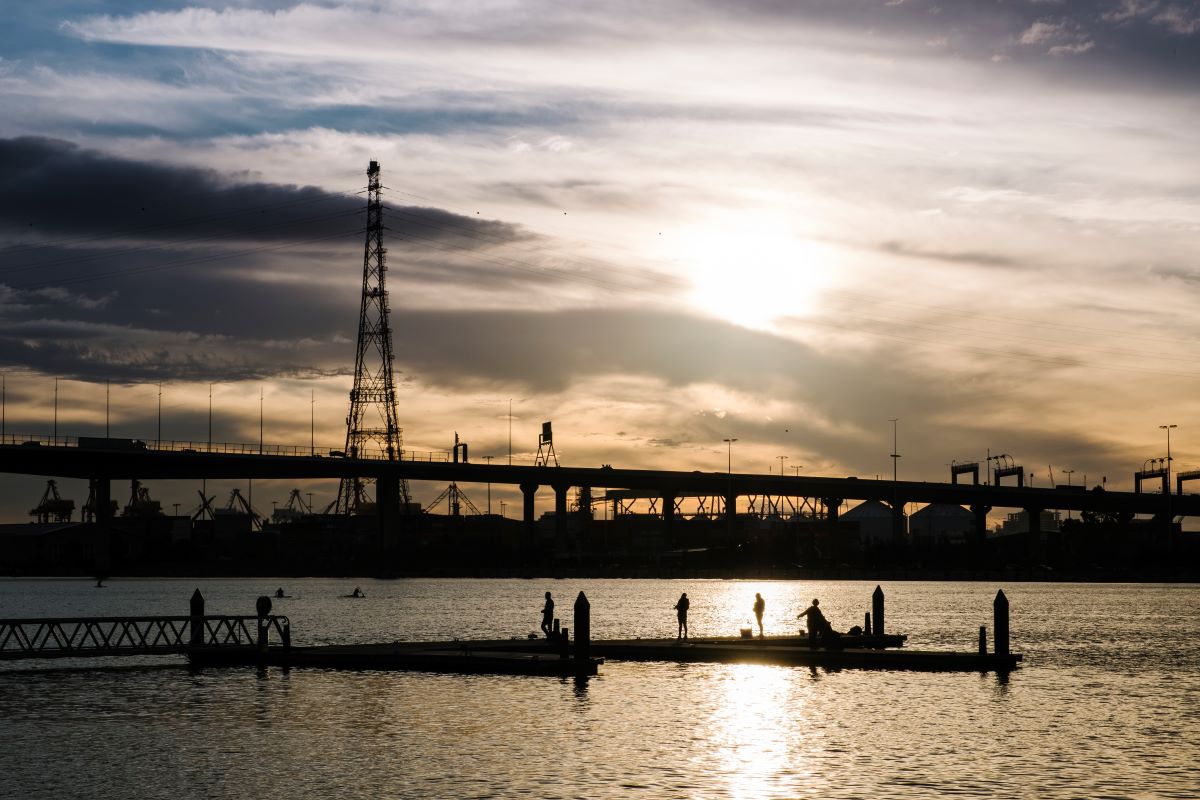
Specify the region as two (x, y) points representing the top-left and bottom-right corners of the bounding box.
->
(574, 591), (590, 672)
(864, 612), (871, 634)
(189, 589), (204, 648)
(872, 585), (885, 635)
(994, 590), (1009, 656)
(978, 626), (987, 655)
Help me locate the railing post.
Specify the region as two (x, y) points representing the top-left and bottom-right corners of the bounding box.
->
(256, 596), (272, 654)
(190, 589), (205, 647)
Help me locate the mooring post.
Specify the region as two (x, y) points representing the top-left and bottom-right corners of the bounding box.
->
(994, 590), (1009, 656)
(281, 620), (291, 650)
(553, 618), (560, 641)
(978, 625), (987, 655)
(872, 585), (885, 635)
(189, 588), (205, 648)
(574, 591), (590, 672)
(256, 595), (272, 654)
(864, 612), (871, 635)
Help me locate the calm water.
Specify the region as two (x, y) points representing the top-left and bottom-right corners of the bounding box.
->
(1, 578), (1197, 799)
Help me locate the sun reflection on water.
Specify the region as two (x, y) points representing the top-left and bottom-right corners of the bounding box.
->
(704, 664), (812, 800)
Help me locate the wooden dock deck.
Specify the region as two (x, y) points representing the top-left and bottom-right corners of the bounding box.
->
(187, 630), (1019, 675)
(187, 641), (602, 677)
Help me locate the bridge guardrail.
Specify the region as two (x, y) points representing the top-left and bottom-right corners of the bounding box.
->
(0, 434), (450, 462)
(0, 614), (291, 660)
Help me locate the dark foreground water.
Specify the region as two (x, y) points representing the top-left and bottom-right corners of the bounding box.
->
(1, 578), (1197, 799)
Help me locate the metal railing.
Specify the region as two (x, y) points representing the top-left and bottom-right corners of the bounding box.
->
(0, 614), (291, 660)
(0, 434), (451, 462)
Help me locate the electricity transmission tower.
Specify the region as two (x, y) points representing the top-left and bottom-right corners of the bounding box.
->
(332, 160), (411, 514)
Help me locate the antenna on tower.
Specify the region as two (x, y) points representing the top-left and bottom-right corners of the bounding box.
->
(332, 160), (411, 514)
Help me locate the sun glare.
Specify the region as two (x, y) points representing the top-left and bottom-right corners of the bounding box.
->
(708, 664), (802, 798)
(665, 217), (838, 331)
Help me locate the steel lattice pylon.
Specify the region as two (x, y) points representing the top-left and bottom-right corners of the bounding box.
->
(333, 160), (411, 514)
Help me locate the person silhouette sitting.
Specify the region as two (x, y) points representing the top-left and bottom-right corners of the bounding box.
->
(541, 591), (555, 638)
(275, 587), (285, 599)
(797, 598), (830, 644)
(674, 592), (690, 639)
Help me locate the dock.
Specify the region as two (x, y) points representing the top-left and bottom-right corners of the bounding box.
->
(4, 586), (1023, 676)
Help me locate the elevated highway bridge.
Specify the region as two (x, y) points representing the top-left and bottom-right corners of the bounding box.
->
(1, 438), (1195, 552)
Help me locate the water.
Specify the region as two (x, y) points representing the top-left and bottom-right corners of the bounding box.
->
(1, 578), (1197, 799)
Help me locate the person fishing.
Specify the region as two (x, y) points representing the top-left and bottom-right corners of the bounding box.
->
(674, 592), (690, 639)
(753, 592), (765, 638)
(540, 591), (555, 638)
(797, 598), (830, 644)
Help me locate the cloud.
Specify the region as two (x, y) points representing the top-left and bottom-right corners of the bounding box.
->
(877, 240), (1020, 271)
(0, 136), (520, 246)
(1152, 4), (1200, 33)
(1018, 19), (1095, 55)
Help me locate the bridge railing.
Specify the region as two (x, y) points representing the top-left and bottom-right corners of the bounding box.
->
(0, 434), (451, 462)
(0, 614), (291, 660)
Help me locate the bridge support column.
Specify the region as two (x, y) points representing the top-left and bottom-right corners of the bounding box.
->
(891, 500), (906, 545)
(970, 504), (991, 566)
(970, 505), (990, 548)
(1026, 507), (1044, 561)
(662, 491), (676, 543)
(554, 484), (569, 554)
(823, 498), (840, 528)
(376, 475), (400, 559)
(520, 483), (538, 556)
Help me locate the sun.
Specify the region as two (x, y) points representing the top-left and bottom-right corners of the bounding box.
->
(664, 214), (838, 331)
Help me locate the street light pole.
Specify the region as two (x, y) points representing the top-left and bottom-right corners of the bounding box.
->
(722, 437), (737, 520)
(1064, 469), (1075, 519)
(1161, 423), (1177, 547)
(723, 438), (737, 475)
(778, 455), (788, 475)
(889, 418), (900, 482)
(483, 455), (494, 514)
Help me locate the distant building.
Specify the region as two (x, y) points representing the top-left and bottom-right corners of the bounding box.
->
(841, 499), (904, 544)
(910, 503), (974, 544)
(995, 509), (1062, 536)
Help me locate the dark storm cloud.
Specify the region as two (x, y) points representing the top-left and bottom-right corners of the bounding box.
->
(0, 137), (522, 246)
(0, 137), (546, 382)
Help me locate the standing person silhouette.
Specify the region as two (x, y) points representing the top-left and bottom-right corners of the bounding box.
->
(753, 592), (765, 638)
(674, 592), (690, 639)
(540, 591), (555, 638)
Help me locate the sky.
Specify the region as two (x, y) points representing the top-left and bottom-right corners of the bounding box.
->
(1, 0), (1199, 522)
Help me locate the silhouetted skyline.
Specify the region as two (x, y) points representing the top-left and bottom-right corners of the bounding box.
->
(1, 1), (1198, 521)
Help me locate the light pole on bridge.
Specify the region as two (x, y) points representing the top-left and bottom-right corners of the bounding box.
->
(1161, 423), (1177, 547)
(723, 438), (737, 520)
(483, 455), (494, 515)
